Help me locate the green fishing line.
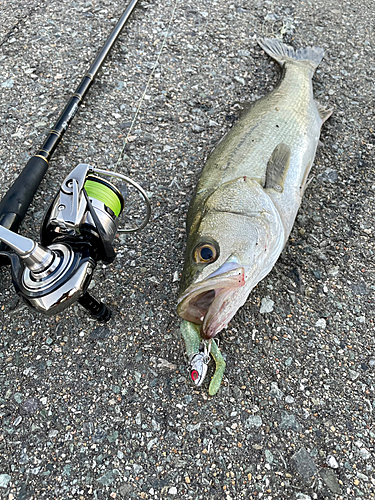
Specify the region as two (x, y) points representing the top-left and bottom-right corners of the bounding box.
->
(84, 178), (123, 217)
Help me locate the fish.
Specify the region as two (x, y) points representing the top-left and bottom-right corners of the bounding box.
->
(177, 38), (332, 348)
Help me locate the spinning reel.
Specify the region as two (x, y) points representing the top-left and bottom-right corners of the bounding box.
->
(0, 1), (150, 321)
(0, 164), (150, 321)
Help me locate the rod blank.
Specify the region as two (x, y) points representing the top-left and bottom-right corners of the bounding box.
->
(0, 0), (139, 242)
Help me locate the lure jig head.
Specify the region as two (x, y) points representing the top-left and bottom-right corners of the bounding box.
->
(189, 341), (211, 386)
(0, 163), (150, 320)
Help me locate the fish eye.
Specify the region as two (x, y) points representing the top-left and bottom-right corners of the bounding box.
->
(194, 243), (218, 264)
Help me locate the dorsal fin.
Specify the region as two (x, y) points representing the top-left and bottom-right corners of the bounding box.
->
(264, 143), (291, 193)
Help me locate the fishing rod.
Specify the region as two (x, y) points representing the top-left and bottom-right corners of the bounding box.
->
(0, 0), (151, 321)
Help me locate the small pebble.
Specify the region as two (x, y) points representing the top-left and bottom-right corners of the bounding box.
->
(265, 449), (274, 464)
(320, 468), (342, 494)
(358, 448), (371, 460)
(260, 296), (274, 314)
(349, 369), (360, 381)
(291, 447), (317, 480)
(14, 416), (22, 426)
(13, 393), (22, 404)
(280, 412), (301, 432)
(0, 474), (11, 488)
(1, 78), (14, 88)
(315, 318), (326, 329)
(327, 455), (339, 468)
(246, 415), (262, 428)
(270, 382), (284, 400)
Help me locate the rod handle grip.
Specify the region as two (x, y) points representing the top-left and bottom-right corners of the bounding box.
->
(0, 155), (49, 233)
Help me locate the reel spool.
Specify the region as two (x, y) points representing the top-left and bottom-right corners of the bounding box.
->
(84, 175), (124, 218)
(81, 174), (125, 257)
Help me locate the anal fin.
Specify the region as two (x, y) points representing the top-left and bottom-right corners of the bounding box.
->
(264, 143), (291, 193)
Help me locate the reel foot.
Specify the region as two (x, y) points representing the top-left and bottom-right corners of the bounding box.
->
(78, 292), (112, 322)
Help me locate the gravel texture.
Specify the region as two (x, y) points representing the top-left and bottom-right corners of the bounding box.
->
(0, 0), (374, 499)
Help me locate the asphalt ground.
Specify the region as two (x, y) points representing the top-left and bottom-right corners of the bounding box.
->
(0, 1), (374, 499)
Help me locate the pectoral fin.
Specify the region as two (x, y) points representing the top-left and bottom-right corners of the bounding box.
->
(264, 143), (291, 193)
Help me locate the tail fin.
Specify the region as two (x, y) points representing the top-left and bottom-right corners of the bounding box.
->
(258, 38), (324, 71)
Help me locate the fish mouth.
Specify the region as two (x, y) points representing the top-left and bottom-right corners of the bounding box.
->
(177, 266), (246, 339)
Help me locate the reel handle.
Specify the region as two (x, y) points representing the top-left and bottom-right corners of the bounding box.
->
(0, 224), (54, 273)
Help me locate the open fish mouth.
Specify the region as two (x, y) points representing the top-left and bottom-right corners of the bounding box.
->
(177, 266), (246, 339)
